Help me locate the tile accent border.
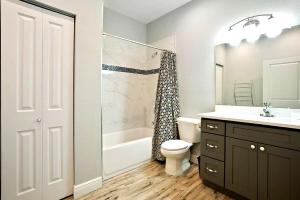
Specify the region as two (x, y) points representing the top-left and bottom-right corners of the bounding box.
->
(102, 64), (159, 75)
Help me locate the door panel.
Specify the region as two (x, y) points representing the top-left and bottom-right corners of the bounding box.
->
(1, 1), (43, 199)
(42, 10), (74, 200)
(263, 57), (300, 108)
(17, 130), (36, 194)
(225, 138), (257, 200)
(47, 22), (64, 109)
(258, 145), (300, 200)
(48, 126), (63, 183)
(17, 14), (37, 111)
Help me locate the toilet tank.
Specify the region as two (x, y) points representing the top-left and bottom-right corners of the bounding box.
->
(177, 117), (201, 143)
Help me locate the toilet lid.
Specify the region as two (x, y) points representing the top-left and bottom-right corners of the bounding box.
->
(161, 140), (191, 151)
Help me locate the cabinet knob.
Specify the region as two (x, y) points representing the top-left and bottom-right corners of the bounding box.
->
(36, 118), (42, 123)
(250, 145), (256, 150)
(259, 146), (266, 152)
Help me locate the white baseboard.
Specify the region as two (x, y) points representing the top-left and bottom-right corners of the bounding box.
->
(73, 177), (102, 199)
(103, 159), (151, 181)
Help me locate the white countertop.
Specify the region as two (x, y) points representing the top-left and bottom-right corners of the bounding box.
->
(198, 112), (300, 130)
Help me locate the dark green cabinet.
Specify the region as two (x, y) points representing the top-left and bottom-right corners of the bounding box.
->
(225, 138), (300, 200)
(201, 118), (300, 200)
(225, 138), (257, 200)
(258, 145), (300, 200)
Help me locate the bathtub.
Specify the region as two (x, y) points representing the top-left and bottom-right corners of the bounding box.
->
(103, 127), (153, 180)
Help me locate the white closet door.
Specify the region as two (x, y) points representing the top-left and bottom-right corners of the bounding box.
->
(2, 1), (74, 200)
(1, 1), (43, 200)
(42, 10), (74, 200)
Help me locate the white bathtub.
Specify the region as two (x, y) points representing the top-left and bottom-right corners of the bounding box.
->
(103, 127), (153, 180)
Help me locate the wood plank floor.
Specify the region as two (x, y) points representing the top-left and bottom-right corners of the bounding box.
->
(68, 161), (232, 200)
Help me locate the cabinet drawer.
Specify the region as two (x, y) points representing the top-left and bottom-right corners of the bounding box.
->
(201, 119), (225, 135)
(200, 156), (224, 187)
(201, 132), (225, 161)
(227, 122), (300, 151)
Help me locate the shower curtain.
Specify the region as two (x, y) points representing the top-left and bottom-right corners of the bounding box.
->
(152, 51), (180, 161)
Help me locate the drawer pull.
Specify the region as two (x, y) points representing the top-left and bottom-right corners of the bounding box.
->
(206, 167), (218, 174)
(207, 124), (218, 129)
(250, 145), (256, 150)
(206, 143), (218, 149)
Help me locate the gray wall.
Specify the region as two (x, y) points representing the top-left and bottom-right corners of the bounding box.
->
(147, 0), (300, 117)
(104, 7), (147, 42)
(35, 0), (103, 185)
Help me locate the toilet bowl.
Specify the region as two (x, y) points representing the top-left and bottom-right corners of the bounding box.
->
(161, 117), (201, 176)
(161, 140), (192, 176)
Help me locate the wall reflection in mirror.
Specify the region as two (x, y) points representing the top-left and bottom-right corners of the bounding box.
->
(215, 25), (300, 108)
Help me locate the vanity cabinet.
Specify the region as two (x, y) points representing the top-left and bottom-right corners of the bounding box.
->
(200, 118), (300, 200)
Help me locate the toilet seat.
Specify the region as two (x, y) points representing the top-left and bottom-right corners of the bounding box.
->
(161, 140), (191, 151)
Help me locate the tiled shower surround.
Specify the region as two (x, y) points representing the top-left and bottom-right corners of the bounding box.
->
(102, 36), (160, 134)
(102, 70), (158, 133)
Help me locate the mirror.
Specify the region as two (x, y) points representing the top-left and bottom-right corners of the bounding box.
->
(215, 25), (300, 108)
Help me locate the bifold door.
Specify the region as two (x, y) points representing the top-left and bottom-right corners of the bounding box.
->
(1, 0), (74, 199)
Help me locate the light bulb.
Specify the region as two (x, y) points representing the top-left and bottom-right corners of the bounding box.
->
(229, 38), (241, 46)
(228, 27), (243, 46)
(265, 16), (283, 38)
(244, 25), (261, 43)
(246, 30), (260, 43)
(247, 33), (260, 43)
(266, 28), (282, 38)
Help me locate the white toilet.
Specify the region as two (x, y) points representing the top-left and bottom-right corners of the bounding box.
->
(161, 117), (201, 176)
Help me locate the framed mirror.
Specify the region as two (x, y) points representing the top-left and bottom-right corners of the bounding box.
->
(215, 25), (300, 108)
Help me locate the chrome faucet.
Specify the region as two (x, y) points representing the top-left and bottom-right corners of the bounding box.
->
(260, 102), (274, 117)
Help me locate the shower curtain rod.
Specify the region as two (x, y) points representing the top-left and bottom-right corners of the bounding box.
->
(102, 32), (170, 52)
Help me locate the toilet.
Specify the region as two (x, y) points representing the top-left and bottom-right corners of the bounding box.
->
(161, 117), (201, 176)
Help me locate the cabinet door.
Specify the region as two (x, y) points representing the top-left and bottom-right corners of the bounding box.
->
(258, 145), (300, 200)
(225, 138), (258, 200)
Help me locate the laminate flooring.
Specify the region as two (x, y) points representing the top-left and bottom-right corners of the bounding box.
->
(67, 161), (232, 200)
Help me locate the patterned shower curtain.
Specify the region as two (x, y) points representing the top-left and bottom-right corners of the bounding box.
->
(152, 51), (180, 161)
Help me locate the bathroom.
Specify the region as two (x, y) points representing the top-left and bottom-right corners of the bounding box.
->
(1, 0), (300, 200)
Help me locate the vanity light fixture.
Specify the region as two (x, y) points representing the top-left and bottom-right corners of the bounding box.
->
(228, 14), (273, 32)
(227, 14), (283, 46)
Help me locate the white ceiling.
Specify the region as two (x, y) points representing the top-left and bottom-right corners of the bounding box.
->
(104, 0), (192, 24)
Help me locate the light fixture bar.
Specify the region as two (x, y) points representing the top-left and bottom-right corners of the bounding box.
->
(228, 14), (273, 31)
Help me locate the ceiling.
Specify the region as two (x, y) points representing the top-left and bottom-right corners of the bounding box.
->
(104, 0), (192, 24)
